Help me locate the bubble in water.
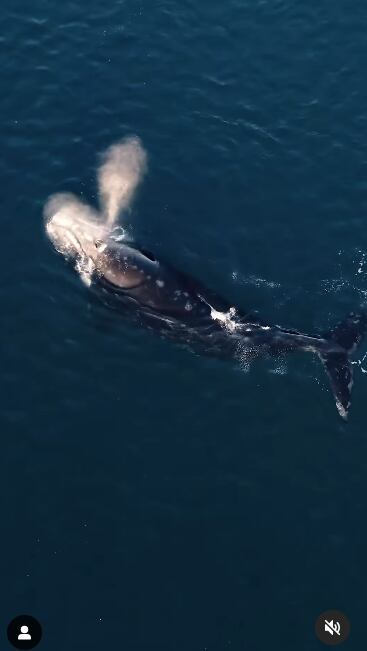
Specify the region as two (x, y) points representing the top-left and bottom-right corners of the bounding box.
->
(231, 271), (281, 289)
(269, 360), (287, 375)
(320, 278), (346, 294)
(235, 340), (260, 372)
(356, 250), (367, 275)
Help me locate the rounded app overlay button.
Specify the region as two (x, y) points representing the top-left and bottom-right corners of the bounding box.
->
(7, 615), (42, 649)
(315, 610), (350, 646)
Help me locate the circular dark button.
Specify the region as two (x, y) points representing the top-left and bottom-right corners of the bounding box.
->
(7, 615), (42, 649)
(315, 610), (350, 645)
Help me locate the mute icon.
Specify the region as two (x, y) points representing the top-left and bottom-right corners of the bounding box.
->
(315, 610), (350, 645)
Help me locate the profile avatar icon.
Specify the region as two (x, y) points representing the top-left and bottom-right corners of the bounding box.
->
(7, 615), (42, 648)
(18, 625), (31, 641)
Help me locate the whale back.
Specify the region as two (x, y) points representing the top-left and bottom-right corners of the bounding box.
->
(93, 240), (225, 320)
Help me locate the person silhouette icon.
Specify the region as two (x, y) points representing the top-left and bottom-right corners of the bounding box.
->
(7, 615), (42, 648)
(18, 625), (31, 640)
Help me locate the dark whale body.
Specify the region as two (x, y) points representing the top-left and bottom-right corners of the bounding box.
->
(44, 139), (367, 421)
(91, 239), (367, 420)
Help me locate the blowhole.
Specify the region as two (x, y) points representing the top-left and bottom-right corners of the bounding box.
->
(140, 248), (156, 262)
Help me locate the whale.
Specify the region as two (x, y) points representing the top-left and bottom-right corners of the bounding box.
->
(44, 137), (367, 420)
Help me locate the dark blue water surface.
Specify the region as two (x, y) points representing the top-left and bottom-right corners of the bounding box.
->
(2, 1), (367, 649)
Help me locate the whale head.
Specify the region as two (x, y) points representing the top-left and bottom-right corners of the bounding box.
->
(44, 191), (149, 289)
(44, 192), (112, 286)
(44, 193), (108, 264)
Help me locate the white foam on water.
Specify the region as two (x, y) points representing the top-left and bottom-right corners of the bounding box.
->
(357, 250), (367, 275)
(210, 306), (241, 333)
(75, 256), (96, 287)
(352, 352), (367, 374)
(231, 270), (281, 289)
(320, 249), (367, 308)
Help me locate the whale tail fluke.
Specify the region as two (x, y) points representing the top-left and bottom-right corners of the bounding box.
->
(319, 312), (367, 420)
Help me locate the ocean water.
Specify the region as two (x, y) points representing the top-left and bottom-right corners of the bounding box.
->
(2, 0), (367, 649)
